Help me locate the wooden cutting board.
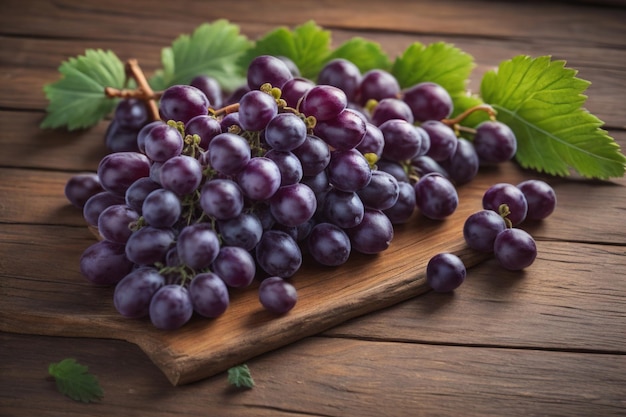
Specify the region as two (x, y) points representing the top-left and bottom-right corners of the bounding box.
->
(0, 164), (529, 385)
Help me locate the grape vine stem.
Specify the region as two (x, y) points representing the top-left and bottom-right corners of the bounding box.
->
(441, 104), (496, 126)
(104, 59), (161, 121)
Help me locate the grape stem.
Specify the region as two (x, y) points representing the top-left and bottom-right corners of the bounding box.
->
(104, 59), (161, 121)
(441, 104), (497, 126)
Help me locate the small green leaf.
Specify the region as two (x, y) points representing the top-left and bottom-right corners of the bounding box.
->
(48, 358), (103, 403)
(481, 55), (626, 179)
(41, 49), (125, 130)
(240, 21), (332, 80)
(150, 20), (252, 92)
(227, 364), (255, 388)
(325, 37), (391, 74)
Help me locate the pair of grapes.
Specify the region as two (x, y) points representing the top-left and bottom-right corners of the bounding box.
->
(426, 179), (557, 293)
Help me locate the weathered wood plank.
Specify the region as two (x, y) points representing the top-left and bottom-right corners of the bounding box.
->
(2, 332), (625, 417)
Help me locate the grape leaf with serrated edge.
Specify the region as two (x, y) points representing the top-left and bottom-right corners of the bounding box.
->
(41, 49), (125, 131)
(481, 55), (626, 179)
(149, 20), (252, 92)
(325, 37), (392, 74)
(239, 20), (331, 81)
(48, 358), (104, 403)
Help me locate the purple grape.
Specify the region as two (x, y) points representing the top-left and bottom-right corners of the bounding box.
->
(149, 284), (193, 330)
(439, 137), (479, 185)
(317, 58), (362, 102)
(281, 77), (315, 108)
(125, 177), (161, 214)
(104, 119), (141, 153)
(300, 85), (348, 121)
(247, 55), (294, 90)
(323, 189), (365, 229)
(292, 134), (331, 176)
(125, 226), (176, 266)
(473, 120), (517, 164)
(114, 98), (149, 130)
(516, 180), (557, 220)
(327, 149), (372, 192)
(97, 204), (139, 244)
(114, 267), (165, 318)
(208, 132), (251, 176)
(223, 85), (251, 107)
(237, 157), (282, 200)
(356, 122), (385, 158)
(220, 111), (242, 132)
(258, 276), (298, 314)
(402, 82), (453, 122)
(255, 230), (302, 278)
(277, 56), (300, 77)
(357, 170), (400, 210)
(217, 213), (264, 251)
(200, 179), (244, 220)
(414, 173), (459, 220)
(159, 85), (209, 124)
(189, 272), (229, 317)
(97, 152), (150, 196)
(270, 183), (317, 227)
(357, 69), (400, 105)
(82, 191), (125, 226)
(190, 75), (222, 108)
(426, 253), (466, 292)
(379, 119), (423, 161)
(137, 120), (164, 153)
(264, 112), (307, 151)
(80, 240), (134, 285)
(421, 120), (458, 162)
(482, 183), (528, 226)
(238, 90), (278, 131)
(377, 159), (410, 183)
(346, 208), (394, 254)
(212, 246), (256, 288)
(307, 222), (351, 266)
(313, 108), (366, 151)
(410, 155), (449, 178)
(494, 228), (537, 271)
(176, 223), (220, 270)
(185, 115), (222, 150)
(65, 173), (104, 208)
(142, 188), (181, 228)
(463, 210), (507, 252)
(264, 150), (303, 186)
(383, 181), (416, 224)
(370, 98), (414, 126)
(159, 155), (203, 196)
(143, 123), (184, 162)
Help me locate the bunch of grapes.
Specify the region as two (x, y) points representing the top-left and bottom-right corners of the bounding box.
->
(64, 54), (545, 330)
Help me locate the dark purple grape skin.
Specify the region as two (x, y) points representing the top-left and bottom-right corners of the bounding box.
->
(346, 208), (394, 254)
(217, 213), (264, 251)
(97, 204), (139, 244)
(410, 156), (449, 179)
(313, 108), (367, 151)
(439, 138), (479, 185)
(190, 75), (223, 108)
(494, 228), (537, 271)
(356, 123), (385, 158)
(159, 155), (203, 196)
(473, 120), (517, 164)
(114, 267), (165, 318)
(185, 115), (222, 150)
(482, 183), (528, 226)
(237, 157), (282, 200)
(65, 173), (104, 208)
(255, 230), (302, 278)
(149, 285), (194, 330)
(208, 132), (251, 176)
(125, 226), (176, 266)
(421, 120), (458, 162)
(414, 173), (459, 220)
(125, 177), (161, 214)
(463, 210), (507, 252)
(357, 69), (401, 106)
(327, 149), (372, 192)
(105, 119), (141, 153)
(323, 189), (365, 229)
(379, 118), (423, 161)
(114, 98), (149, 130)
(264, 150), (303, 186)
(212, 246), (256, 288)
(143, 123), (184, 162)
(300, 85), (348, 122)
(269, 183), (317, 227)
(370, 98), (414, 126)
(159, 85), (210, 124)
(264, 112), (308, 151)
(383, 181), (416, 224)
(377, 159), (410, 183)
(137, 120), (164, 153)
(220, 111), (242, 133)
(247, 55), (294, 90)
(97, 152), (151, 196)
(516, 180), (557, 220)
(281, 77), (315, 108)
(142, 188), (182, 228)
(307, 222), (351, 266)
(80, 240), (134, 286)
(292, 134), (331, 176)
(258, 276), (298, 314)
(189, 272), (229, 317)
(277, 56), (301, 77)
(357, 170), (400, 210)
(317, 58), (362, 102)
(200, 179), (244, 220)
(83, 191), (126, 226)
(402, 82), (453, 122)
(426, 253), (466, 293)
(238, 90), (279, 131)
(176, 223), (220, 270)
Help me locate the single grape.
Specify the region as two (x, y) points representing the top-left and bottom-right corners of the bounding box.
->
(137, 120), (164, 153)
(346, 208), (394, 254)
(190, 75), (222, 108)
(220, 111), (242, 132)
(237, 157), (282, 200)
(255, 230), (302, 278)
(402, 82), (453, 122)
(421, 120), (458, 162)
(159, 84), (210, 124)
(97, 204), (139, 244)
(426, 253), (466, 293)
(82, 191), (126, 226)
(317, 58), (362, 102)
(80, 240), (134, 285)
(482, 183), (528, 226)
(370, 98), (414, 126)
(188, 272), (229, 318)
(280, 77), (315, 108)
(357, 170), (400, 210)
(516, 179), (557, 220)
(327, 149), (372, 192)
(125, 226), (176, 266)
(307, 222), (352, 266)
(124, 177), (161, 214)
(159, 155), (203, 196)
(142, 188), (182, 228)
(291, 134), (331, 176)
(113, 267), (165, 318)
(299, 85), (348, 122)
(143, 123), (184, 162)
(264, 150), (303, 186)
(217, 212), (263, 251)
(414, 173), (459, 220)
(104, 119), (141, 153)
(473, 120), (517, 164)
(323, 189), (365, 229)
(356, 122), (385, 158)
(357, 69), (401, 105)
(258, 276), (298, 314)
(200, 179), (244, 220)
(439, 137), (479, 185)
(494, 228), (537, 270)
(212, 246), (256, 288)
(376, 159), (410, 183)
(463, 210), (507, 252)
(264, 112), (308, 151)
(269, 183), (317, 227)
(247, 55), (293, 90)
(114, 98), (149, 130)
(313, 108), (366, 151)
(185, 115), (222, 150)
(176, 223), (220, 270)
(208, 132), (252, 176)
(383, 181), (416, 224)
(238, 90), (279, 131)
(379, 119), (423, 161)
(149, 284), (194, 330)
(97, 152), (151, 196)
(64, 173), (103, 208)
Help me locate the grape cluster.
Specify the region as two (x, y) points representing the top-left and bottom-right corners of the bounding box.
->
(66, 54), (532, 330)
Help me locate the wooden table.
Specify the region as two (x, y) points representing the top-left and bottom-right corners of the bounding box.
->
(1, 0), (625, 415)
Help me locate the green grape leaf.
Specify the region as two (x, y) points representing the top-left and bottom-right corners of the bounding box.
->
(41, 49), (125, 130)
(325, 37), (391, 74)
(481, 55), (626, 179)
(227, 364), (255, 389)
(48, 358), (104, 403)
(240, 20), (332, 80)
(150, 20), (252, 92)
